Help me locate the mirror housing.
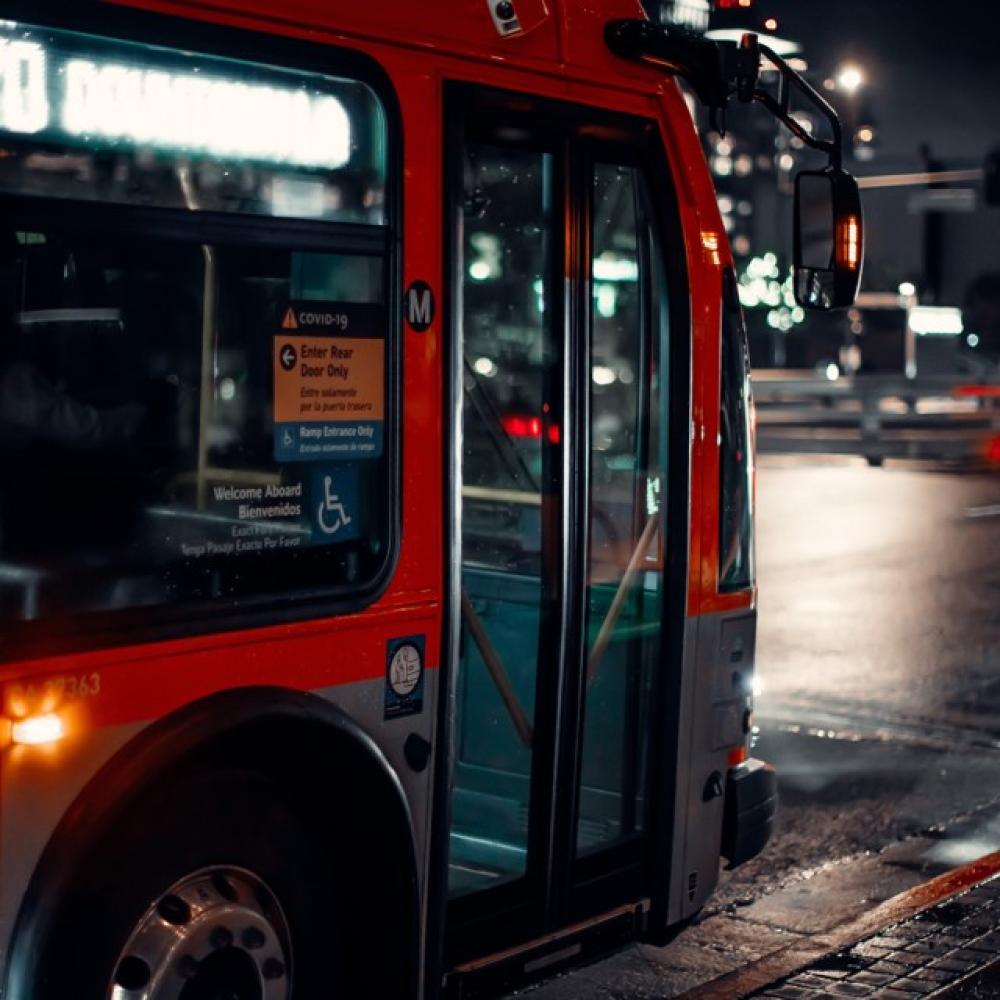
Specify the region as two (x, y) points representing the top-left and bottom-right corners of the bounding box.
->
(793, 167), (863, 310)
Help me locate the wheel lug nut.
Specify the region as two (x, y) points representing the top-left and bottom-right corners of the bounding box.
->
(211, 872), (238, 901)
(210, 926), (234, 949)
(262, 957), (286, 980)
(157, 894), (191, 925)
(115, 955), (151, 990)
(242, 927), (266, 950)
(176, 955), (199, 980)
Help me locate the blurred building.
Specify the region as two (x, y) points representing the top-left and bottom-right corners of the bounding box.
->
(643, 0), (712, 32)
(646, 0), (871, 369)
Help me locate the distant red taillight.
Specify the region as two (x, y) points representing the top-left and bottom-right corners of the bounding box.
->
(955, 385), (1000, 399)
(501, 414), (560, 444)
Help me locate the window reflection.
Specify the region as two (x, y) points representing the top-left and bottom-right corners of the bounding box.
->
(0, 231), (388, 625)
(578, 163), (667, 857)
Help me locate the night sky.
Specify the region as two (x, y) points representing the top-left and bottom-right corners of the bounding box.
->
(745, 0), (1000, 165)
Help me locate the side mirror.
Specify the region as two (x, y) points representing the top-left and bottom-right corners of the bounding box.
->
(793, 168), (864, 310)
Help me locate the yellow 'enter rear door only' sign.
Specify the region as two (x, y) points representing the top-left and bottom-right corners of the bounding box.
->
(273, 301), (385, 462)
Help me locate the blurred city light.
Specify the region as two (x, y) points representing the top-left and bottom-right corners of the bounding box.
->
(909, 306), (964, 336)
(595, 284), (617, 318)
(593, 256), (639, 282)
(707, 28), (800, 58)
(657, 0), (711, 31)
(837, 65), (865, 93)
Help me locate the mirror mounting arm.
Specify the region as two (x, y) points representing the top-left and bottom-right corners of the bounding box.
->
(605, 20), (846, 169)
(751, 43), (843, 171)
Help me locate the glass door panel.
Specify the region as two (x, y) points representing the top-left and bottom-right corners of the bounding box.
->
(577, 163), (667, 857)
(449, 143), (558, 897)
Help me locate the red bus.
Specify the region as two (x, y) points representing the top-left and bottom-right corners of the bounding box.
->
(0, 3), (861, 997)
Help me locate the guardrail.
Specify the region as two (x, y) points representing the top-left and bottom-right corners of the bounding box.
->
(751, 371), (1000, 467)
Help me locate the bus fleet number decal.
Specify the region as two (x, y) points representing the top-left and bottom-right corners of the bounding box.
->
(5, 672), (102, 714)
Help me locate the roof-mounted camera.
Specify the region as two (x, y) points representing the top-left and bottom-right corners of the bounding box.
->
(488, 0), (522, 36)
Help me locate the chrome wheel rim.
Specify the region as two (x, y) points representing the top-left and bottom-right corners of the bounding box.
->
(108, 866), (291, 1000)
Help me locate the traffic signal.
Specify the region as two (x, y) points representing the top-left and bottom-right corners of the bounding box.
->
(986, 148), (1000, 206)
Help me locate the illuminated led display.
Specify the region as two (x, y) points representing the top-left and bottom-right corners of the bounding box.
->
(0, 39), (48, 133)
(0, 27), (354, 169)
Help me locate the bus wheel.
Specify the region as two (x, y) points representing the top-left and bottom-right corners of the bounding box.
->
(110, 866), (291, 999)
(35, 770), (341, 1000)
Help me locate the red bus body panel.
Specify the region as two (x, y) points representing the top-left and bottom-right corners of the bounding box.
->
(0, 0), (747, 734)
(0, 0), (756, 988)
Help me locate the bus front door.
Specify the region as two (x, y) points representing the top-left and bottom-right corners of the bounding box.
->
(444, 85), (683, 975)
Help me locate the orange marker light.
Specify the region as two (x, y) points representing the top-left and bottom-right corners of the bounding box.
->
(838, 215), (861, 270)
(11, 713), (65, 746)
(700, 231), (721, 267)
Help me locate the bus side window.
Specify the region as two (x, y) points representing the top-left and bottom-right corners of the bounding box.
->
(719, 268), (755, 592)
(0, 22), (396, 638)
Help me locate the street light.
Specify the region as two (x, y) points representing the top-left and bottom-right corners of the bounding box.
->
(837, 64), (864, 93)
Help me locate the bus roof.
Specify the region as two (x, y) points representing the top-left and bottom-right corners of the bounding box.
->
(125, 0), (658, 87)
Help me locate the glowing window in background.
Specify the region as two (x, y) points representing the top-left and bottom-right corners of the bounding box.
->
(909, 306), (964, 337)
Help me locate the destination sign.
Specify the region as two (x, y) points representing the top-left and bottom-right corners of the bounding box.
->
(0, 28), (352, 169)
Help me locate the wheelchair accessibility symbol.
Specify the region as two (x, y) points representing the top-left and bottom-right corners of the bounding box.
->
(317, 475), (352, 535)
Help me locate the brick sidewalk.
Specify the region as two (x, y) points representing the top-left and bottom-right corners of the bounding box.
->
(751, 876), (1000, 1000)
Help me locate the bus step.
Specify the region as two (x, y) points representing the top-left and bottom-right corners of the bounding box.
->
(444, 901), (647, 999)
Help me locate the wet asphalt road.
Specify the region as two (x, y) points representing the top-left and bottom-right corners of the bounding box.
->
(720, 458), (1000, 903)
(516, 457), (1000, 999)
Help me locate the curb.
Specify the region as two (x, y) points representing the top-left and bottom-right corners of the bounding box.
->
(675, 850), (1000, 1000)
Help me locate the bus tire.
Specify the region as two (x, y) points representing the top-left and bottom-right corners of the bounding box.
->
(33, 767), (342, 1000)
